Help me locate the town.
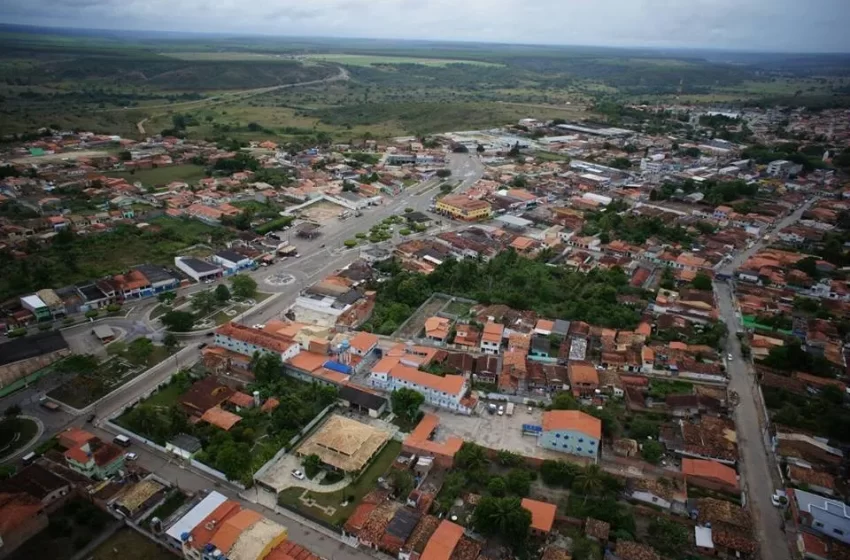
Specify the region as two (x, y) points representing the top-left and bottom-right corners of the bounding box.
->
(1, 101), (850, 560)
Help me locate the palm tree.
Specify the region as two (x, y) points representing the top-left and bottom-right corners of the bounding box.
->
(575, 464), (606, 504)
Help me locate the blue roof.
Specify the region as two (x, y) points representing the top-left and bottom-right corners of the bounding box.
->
(323, 360), (352, 374)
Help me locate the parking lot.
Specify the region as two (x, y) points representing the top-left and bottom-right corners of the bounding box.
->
(432, 403), (577, 462)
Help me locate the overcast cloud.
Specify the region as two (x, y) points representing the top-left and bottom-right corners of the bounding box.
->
(2, 0), (849, 52)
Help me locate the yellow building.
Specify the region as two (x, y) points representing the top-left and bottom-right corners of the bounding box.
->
(436, 194), (492, 221)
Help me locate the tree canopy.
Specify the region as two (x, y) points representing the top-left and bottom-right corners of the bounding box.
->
(471, 496), (531, 548)
(161, 310), (195, 332)
(390, 388), (424, 428)
(231, 275), (258, 299)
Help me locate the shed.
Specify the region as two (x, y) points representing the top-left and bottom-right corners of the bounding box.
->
(92, 325), (115, 343)
(339, 384), (388, 418)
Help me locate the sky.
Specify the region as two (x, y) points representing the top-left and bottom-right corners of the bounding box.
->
(3, 0), (850, 53)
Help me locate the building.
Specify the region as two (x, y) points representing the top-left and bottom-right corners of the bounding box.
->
(435, 195), (492, 221)
(424, 317), (451, 343)
(521, 498), (557, 536)
(165, 491), (229, 549)
(791, 489), (850, 545)
(179, 376), (235, 418)
(568, 361), (599, 397)
(0, 491), (48, 558)
(767, 159), (803, 178)
(0, 464), (70, 510)
(538, 410), (601, 462)
(19, 295), (51, 322)
(134, 265), (179, 295)
(295, 414), (391, 474)
(181, 499), (288, 560)
(338, 384), (388, 418)
(64, 437), (125, 479)
(213, 322), (300, 363)
(480, 322), (504, 355)
(420, 520), (464, 560)
(0, 331), (70, 392)
(212, 250), (255, 275)
(348, 331), (379, 357)
(174, 256), (222, 283)
(682, 458), (739, 494)
(626, 478), (687, 514)
(402, 413), (463, 469)
(370, 360), (472, 414)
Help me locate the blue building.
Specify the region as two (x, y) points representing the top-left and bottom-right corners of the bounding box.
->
(538, 410), (601, 462)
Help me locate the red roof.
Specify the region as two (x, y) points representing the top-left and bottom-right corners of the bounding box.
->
(541, 410), (602, 439)
(522, 498), (557, 533)
(421, 520), (463, 560)
(682, 458), (738, 488)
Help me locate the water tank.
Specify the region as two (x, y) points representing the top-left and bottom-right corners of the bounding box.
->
(181, 532), (190, 542)
(253, 391), (261, 407)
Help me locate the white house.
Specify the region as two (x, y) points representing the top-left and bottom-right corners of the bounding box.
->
(211, 250), (255, 275)
(174, 257), (222, 283)
(370, 361), (472, 414)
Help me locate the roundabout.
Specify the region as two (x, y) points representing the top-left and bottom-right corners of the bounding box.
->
(264, 272), (296, 287)
(0, 415), (43, 463)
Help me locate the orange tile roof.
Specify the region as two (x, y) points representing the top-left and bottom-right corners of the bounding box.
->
(521, 498), (557, 533)
(261, 397), (280, 412)
(481, 322), (504, 343)
(536, 319), (555, 332)
(210, 509), (263, 553)
(217, 322), (298, 354)
(60, 427), (95, 449)
(541, 410), (602, 439)
(568, 362), (599, 385)
(0, 492), (43, 537)
(390, 364), (465, 395)
(404, 413), (463, 459)
(228, 392), (255, 408)
(421, 520), (464, 560)
(348, 331), (379, 353)
(201, 406), (243, 431)
(642, 346), (655, 362)
(190, 501), (242, 546)
(682, 458), (738, 488)
(266, 540), (320, 560)
(372, 356), (401, 374)
(635, 322), (652, 336)
(287, 351), (327, 373)
(510, 236), (535, 250)
(424, 317), (451, 340)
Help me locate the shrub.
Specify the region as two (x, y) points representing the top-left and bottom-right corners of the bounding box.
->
(344, 239), (358, 248)
(85, 310), (99, 318)
(106, 303), (121, 313)
(355, 232), (367, 239)
(37, 323), (53, 331)
(7, 328), (26, 338)
(399, 228), (411, 235)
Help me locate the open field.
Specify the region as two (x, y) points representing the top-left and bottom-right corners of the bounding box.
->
(165, 52), (296, 61)
(106, 164), (207, 187)
(91, 529), (174, 560)
(299, 53), (502, 67)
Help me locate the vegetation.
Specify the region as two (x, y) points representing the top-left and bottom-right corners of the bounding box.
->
(471, 496), (532, 550)
(161, 310), (196, 332)
(231, 275), (258, 299)
(583, 202), (692, 245)
(364, 253), (642, 335)
(763, 383), (850, 443)
(390, 388), (425, 430)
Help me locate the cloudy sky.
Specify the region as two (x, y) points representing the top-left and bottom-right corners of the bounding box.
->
(3, 0), (850, 52)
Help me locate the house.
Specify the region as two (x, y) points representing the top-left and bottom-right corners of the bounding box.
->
(165, 433), (203, 459)
(480, 322), (504, 355)
(521, 498), (557, 536)
(0, 464), (70, 510)
(435, 195), (492, 221)
(0, 491), (48, 558)
(538, 410), (601, 462)
(214, 322), (301, 363)
(790, 489), (850, 545)
(58, 427), (95, 451)
(174, 256), (222, 283)
(626, 478), (687, 514)
(19, 295), (51, 322)
(682, 458), (739, 494)
(613, 541), (660, 560)
(786, 465), (835, 497)
(402, 414), (463, 469)
(63, 437), (125, 479)
(424, 316), (451, 343)
(348, 331), (379, 357)
(212, 250), (255, 275)
(200, 406), (242, 431)
(179, 376), (235, 418)
(338, 384), (388, 418)
(585, 518), (610, 543)
(370, 361), (473, 414)
(420, 520), (464, 560)
(767, 159), (803, 178)
(568, 361), (599, 397)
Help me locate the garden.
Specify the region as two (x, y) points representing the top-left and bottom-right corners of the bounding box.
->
(0, 408), (39, 461)
(158, 275), (267, 332)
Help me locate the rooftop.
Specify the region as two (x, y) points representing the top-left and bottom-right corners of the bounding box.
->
(421, 520), (464, 560)
(200, 407), (243, 431)
(521, 497), (557, 533)
(296, 414), (391, 472)
(541, 410), (602, 439)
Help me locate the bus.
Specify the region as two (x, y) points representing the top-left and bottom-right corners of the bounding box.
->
(21, 452), (37, 465)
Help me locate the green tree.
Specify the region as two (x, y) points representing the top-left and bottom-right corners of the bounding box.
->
(191, 290), (218, 316)
(472, 496), (531, 547)
(496, 450), (524, 467)
(487, 476), (508, 497)
(303, 453), (322, 478)
(436, 169), (452, 178)
(214, 284), (231, 303)
(158, 291), (177, 305)
(163, 332), (179, 353)
(389, 469), (414, 499)
(690, 272), (713, 291)
(126, 338), (154, 366)
(231, 275), (258, 299)
(455, 442), (489, 471)
(390, 388), (425, 427)
(648, 517), (689, 557)
(540, 460), (579, 487)
(506, 468), (532, 497)
(161, 310), (195, 332)
(251, 353), (282, 385)
(549, 391), (579, 410)
(640, 440), (664, 464)
(574, 464), (606, 503)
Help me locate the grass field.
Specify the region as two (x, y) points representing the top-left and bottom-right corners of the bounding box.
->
(91, 529), (173, 560)
(299, 54), (501, 67)
(278, 440), (402, 525)
(106, 164), (207, 187)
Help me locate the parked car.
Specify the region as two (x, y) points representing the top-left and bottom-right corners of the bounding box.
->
(487, 403), (497, 415)
(291, 469), (305, 480)
(727, 353), (734, 361)
(86, 413), (96, 423)
(497, 405), (504, 416)
(771, 490), (787, 507)
(125, 452), (138, 461)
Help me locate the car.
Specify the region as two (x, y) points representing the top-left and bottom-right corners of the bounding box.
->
(291, 469), (305, 480)
(125, 452), (138, 461)
(771, 490), (787, 507)
(206, 332), (214, 337)
(252, 324), (265, 329)
(319, 244), (326, 248)
(86, 413), (96, 423)
(727, 353), (734, 361)
(199, 343), (208, 349)
(497, 405), (504, 416)
(527, 406), (533, 413)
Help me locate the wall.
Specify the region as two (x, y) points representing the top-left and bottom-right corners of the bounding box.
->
(0, 348), (71, 389)
(539, 429), (599, 461)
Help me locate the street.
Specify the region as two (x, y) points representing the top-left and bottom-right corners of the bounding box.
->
(713, 198), (814, 560)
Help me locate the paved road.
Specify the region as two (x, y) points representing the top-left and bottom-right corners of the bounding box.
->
(713, 199), (814, 560)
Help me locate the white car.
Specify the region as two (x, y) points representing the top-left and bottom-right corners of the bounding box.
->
(291, 469), (305, 480)
(252, 324), (265, 330)
(771, 490), (787, 507)
(125, 452), (138, 461)
(727, 353), (734, 361)
(497, 405), (504, 416)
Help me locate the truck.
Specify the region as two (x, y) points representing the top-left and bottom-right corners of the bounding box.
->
(506, 402), (515, 416)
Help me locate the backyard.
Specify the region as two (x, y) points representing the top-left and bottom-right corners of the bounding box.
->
(278, 440), (402, 525)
